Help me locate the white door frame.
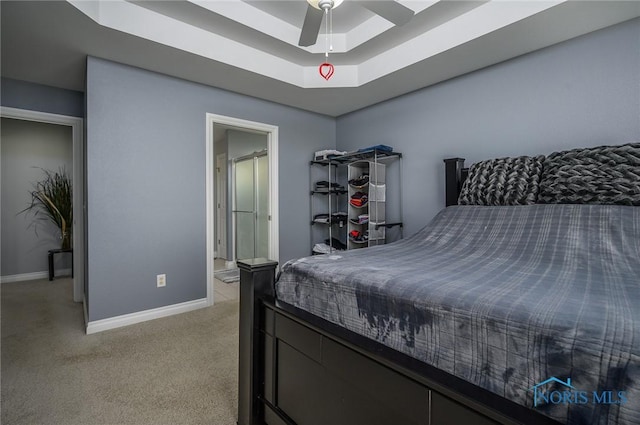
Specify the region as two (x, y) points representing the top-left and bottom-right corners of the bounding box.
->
(205, 113), (279, 306)
(215, 152), (227, 260)
(1, 106), (85, 303)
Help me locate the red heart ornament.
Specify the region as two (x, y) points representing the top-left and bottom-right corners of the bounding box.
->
(319, 63), (335, 81)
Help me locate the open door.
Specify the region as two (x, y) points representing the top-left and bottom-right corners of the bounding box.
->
(233, 150), (269, 261)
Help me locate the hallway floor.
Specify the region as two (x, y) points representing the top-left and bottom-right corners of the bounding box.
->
(213, 258), (239, 302)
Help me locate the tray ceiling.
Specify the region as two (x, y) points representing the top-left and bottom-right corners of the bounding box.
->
(2, 1), (639, 116)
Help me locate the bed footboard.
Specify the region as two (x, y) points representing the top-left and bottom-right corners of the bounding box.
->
(238, 258), (279, 425)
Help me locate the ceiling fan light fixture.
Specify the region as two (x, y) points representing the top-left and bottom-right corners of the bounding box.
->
(307, 0), (344, 10)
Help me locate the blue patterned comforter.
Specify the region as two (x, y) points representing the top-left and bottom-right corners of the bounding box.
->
(276, 205), (640, 424)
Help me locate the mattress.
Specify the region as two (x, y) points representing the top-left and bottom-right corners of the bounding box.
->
(276, 205), (640, 425)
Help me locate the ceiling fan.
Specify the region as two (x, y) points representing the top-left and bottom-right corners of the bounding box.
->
(299, 0), (415, 47)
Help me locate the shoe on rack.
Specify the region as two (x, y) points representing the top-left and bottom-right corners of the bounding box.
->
(348, 174), (369, 187)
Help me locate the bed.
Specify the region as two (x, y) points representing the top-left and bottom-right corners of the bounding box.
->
(237, 143), (640, 425)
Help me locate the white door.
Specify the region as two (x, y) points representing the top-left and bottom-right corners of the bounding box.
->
(216, 153), (227, 259)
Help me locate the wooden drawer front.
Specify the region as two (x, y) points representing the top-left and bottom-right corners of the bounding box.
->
(322, 337), (431, 421)
(275, 314), (430, 425)
(275, 314), (322, 363)
(277, 341), (327, 425)
(431, 393), (499, 425)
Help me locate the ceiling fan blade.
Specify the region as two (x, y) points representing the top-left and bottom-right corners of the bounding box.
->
(299, 4), (324, 47)
(360, 1), (414, 26)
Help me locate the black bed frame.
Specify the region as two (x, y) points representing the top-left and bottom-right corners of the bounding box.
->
(237, 159), (561, 425)
(444, 157), (469, 207)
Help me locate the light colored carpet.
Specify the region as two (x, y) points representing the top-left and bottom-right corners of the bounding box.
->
(1, 278), (239, 425)
(213, 269), (240, 284)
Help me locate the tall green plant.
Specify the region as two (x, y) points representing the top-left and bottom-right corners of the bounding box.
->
(21, 167), (73, 249)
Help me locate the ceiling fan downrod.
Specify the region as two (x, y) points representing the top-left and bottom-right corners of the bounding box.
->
(308, 0), (337, 10)
(307, 0), (337, 80)
(317, 0), (334, 10)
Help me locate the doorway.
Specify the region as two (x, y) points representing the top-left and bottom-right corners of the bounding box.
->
(0, 107), (84, 304)
(205, 114), (279, 306)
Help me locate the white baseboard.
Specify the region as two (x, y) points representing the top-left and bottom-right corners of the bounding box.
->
(86, 297), (208, 334)
(0, 269), (72, 284)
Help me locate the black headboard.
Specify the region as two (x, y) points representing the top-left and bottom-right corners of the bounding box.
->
(444, 158), (468, 206)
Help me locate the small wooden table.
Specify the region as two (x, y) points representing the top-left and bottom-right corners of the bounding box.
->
(48, 248), (73, 281)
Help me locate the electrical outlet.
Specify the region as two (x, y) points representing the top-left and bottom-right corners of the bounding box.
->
(157, 274), (166, 288)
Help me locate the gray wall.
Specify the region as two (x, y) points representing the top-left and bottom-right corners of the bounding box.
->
(336, 18), (640, 237)
(1, 78), (84, 118)
(86, 57), (335, 321)
(1, 118), (73, 276)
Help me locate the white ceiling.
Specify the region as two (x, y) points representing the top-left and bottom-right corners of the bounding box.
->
(2, 1), (639, 116)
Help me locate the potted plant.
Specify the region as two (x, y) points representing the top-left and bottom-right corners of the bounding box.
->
(21, 167), (73, 250)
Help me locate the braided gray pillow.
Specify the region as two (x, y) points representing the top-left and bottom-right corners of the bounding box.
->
(458, 155), (545, 206)
(538, 143), (640, 205)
